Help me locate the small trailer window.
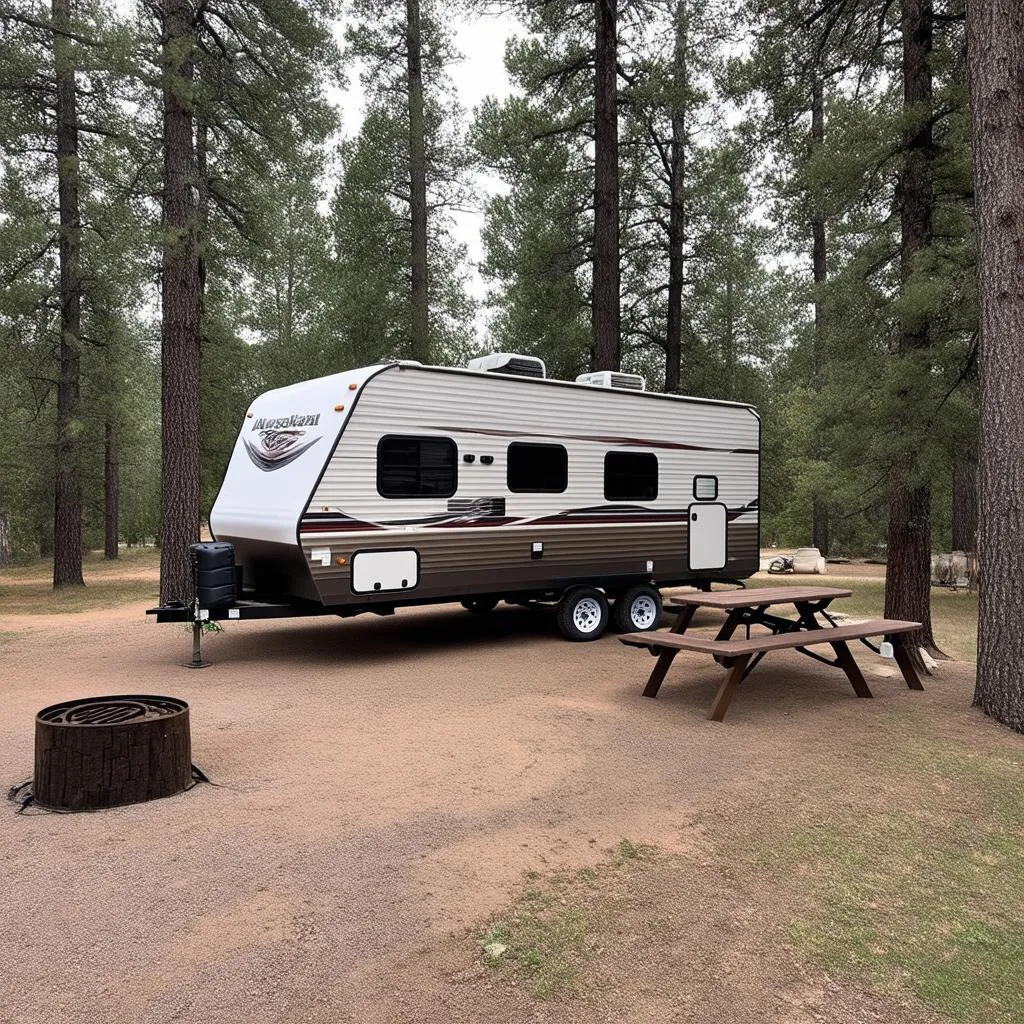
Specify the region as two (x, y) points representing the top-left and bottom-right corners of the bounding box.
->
(377, 435), (457, 498)
(605, 452), (658, 501)
(507, 443), (568, 493)
(693, 475), (718, 500)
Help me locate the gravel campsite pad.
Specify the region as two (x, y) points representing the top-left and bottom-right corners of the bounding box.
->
(0, 584), (1017, 1024)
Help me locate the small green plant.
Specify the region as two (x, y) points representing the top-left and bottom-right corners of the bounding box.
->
(613, 838), (656, 863)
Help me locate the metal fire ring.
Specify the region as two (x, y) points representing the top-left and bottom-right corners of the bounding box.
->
(37, 695), (189, 727)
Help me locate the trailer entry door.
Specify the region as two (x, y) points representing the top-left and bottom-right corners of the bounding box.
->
(688, 503), (727, 572)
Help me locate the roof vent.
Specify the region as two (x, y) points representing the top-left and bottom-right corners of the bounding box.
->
(575, 371), (646, 391)
(467, 352), (546, 379)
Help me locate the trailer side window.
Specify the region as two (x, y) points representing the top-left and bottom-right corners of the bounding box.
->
(377, 435), (457, 498)
(507, 443), (568, 493)
(604, 452), (658, 501)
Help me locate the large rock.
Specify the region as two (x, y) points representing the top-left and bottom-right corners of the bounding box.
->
(792, 547), (827, 575)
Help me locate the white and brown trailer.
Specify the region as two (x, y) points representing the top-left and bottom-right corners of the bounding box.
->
(156, 357), (760, 645)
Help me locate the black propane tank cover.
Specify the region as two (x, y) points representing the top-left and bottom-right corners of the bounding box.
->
(196, 583), (237, 608)
(196, 565), (237, 589)
(190, 541), (235, 572)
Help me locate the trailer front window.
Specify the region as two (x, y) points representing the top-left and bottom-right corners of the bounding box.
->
(377, 435), (458, 498)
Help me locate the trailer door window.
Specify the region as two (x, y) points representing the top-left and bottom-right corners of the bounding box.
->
(507, 443), (568, 493)
(604, 451), (658, 501)
(377, 435), (457, 498)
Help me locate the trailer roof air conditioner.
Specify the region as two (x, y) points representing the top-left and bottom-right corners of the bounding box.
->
(575, 371), (647, 391)
(467, 352), (546, 379)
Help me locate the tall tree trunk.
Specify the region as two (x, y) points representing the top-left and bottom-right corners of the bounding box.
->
(592, 0), (620, 371)
(664, 0), (688, 393)
(52, 0), (84, 588)
(885, 0), (938, 659)
(104, 421), (119, 559)
(723, 265), (734, 399)
(406, 0), (429, 363)
(951, 442), (977, 552)
(159, 0), (201, 605)
(0, 512), (11, 569)
(968, 0), (1024, 731)
(810, 75), (830, 556)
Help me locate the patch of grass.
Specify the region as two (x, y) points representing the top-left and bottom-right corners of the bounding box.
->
(0, 630), (23, 644)
(756, 741), (1024, 1023)
(745, 574), (978, 661)
(0, 545), (160, 582)
(0, 577), (158, 615)
(612, 838), (657, 864)
(480, 840), (659, 999)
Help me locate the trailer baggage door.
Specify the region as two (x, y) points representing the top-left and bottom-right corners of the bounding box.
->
(688, 475), (727, 572)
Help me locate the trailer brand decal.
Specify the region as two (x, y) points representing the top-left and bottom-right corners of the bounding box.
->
(251, 414), (320, 430)
(244, 416), (322, 471)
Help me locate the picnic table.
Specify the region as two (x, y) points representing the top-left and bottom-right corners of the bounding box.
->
(619, 586), (923, 722)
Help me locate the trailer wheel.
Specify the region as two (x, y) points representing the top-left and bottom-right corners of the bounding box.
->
(556, 587), (609, 641)
(612, 585), (663, 633)
(461, 596), (499, 614)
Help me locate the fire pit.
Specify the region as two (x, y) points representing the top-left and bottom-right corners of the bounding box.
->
(34, 695), (192, 811)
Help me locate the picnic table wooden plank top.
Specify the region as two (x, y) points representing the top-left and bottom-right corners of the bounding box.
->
(620, 618), (921, 657)
(665, 586), (853, 609)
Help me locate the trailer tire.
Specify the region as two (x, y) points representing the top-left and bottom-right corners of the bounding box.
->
(556, 587), (609, 641)
(612, 585), (663, 633)
(461, 596), (499, 615)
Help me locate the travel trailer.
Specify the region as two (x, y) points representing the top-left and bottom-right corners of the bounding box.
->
(152, 356), (760, 644)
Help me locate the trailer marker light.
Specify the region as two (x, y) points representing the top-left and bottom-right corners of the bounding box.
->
(334, 404), (345, 411)
(348, 383), (358, 390)
(336, 557), (346, 566)
(246, 412), (253, 418)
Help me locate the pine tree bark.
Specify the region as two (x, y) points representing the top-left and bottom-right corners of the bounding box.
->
(0, 512), (11, 569)
(407, 0), (429, 364)
(159, 0), (201, 605)
(951, 443), (977, 552)
(592, 0), (620, 371)
(52, 0), (84, 588)
(664, 0), (688, 393)
(810, 75), (830, 556)
(104, 421), (119, 559)
(885, 0), (938, 660)
(723, 266), (734, 399)
(968, 0), (1024, 731)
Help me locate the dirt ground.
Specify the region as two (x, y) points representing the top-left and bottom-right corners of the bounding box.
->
(0, 581), (1013, 1024)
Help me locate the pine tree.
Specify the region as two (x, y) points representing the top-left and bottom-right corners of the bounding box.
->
(969, 0), (1024, 731)
(144, 0), (340, 602)
(1, 0), (147, 574)
(339, 0), (475, 366)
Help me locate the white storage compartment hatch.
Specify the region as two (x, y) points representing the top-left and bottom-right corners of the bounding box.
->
(352, 550), (419, 593)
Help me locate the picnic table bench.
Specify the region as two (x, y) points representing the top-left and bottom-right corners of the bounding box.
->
(619, 586), (923, 722)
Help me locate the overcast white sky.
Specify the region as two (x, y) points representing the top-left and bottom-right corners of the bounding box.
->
(329, 13), (523, 311)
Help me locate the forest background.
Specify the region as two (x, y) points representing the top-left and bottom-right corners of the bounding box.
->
(0, 0), (978, 646)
